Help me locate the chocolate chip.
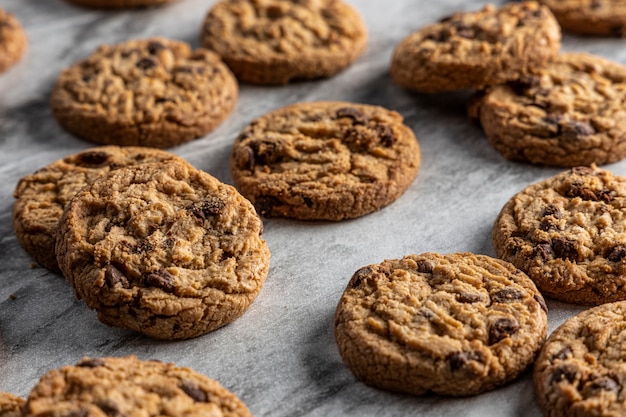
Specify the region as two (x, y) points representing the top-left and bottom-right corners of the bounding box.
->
(255, 195), (281, 217)
(104, 264), (129, 289)
(447, 350), (482, 372)
(456, 292), (483, 303)
(425, 30), (449, 42)
(591, 0), (602, 9)
(187, 197), (225, 222)
(249, 140), (279, 165)
(239, 146), (255, 171)
(336, 107), (369, 125)
(374, 124), (397, 147)
(416, 260), (433, 274)
(552, 237), (578, 262)
(539, 218), (558, 232)
(136, 57), (157, 70)
(542, 205), (562, 219)
(145, 269), (176, 293)
(99, 401), (122, 417)
(585, 376), (619, 393)
(534, 294), (548, 313)
(608, 245), (626, 262)
(453, 22), (475, 39)
(551, 364), (578, 384)
(491, 288), (523, 303)
(535, 243), (552, 261)
(147, 41), (166, 54)
(562, 121), (596, 140)
(348, 267), (372, 288)
(565, 183), (599, 201)
(75, 151), (111, 167)
(135, 241), (153, 253)
(489, 317), (519, 345)
(77, 358), (105, 368)
(180, 380), (209, 402)
(553, 347), (572, 360)
(572, 166), (595, 176)
(509, 75), (541, 96)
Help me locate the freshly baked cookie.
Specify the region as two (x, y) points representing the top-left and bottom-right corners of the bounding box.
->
(534, 301), (626, 417)
(13, 146), (184, 272)
(539, 0), (626, 37)
(493, 166), (626, 305)
(51, 37), (237, 148)
(0, 392), (24, 417)
(66, 0), (176, 8)
(201, 0), (367, 84)
(55, 160), (269, 340)
(24, 356), (251, 417)
(231, 101), (420, 220)
(469, 53), (626, 167)
(0, 8), (27, 73)
(335, 252), (548, 396)
(391, 2), (561, 93)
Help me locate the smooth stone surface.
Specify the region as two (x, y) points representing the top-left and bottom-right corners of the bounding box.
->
(1, 0), (625, 415)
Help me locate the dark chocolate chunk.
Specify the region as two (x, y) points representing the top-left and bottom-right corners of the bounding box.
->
(136, 57), (157, 70)
(180, 380), (209, 402)
(374, 124), (397, 147)
(104, 264), (129, 289)
(336, 107), (369, 125)
(591, 0), (602, 9)
(550, 364), (577, 384)
(509, 75), (541, 96)
(348, 266), (372, 288)
(585, 376), (619, 393)
(74, 151), (111, 167)
(562, 121), (596, 140)
(99, 401), (122, 417)
(553, 347), (572, 361)
(491, 287), (523, 303)
(255, 195), (281, 217)
(145, 269), (176, 293)
(539, 218), (558, 232)
(552, 238), (578, 262)
(534, 294), (548, 313)
(249, 140), (279, 165)
(535, 243), (553, 261)
(489, 317), (520, 345)
(187, 197), (225, 222)
(416, 260), (433, 274)
(77, 358), (105, 368)
(456, 292), (483, 303)
(608, 245), (626, 262)
(147, 41), (166, 55)
(542, 205), (562, 219)
(135, 241), (154, 253)
(447, 350), (482, 372)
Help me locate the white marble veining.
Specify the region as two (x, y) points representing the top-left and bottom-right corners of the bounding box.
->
(1, 0), (625, 415)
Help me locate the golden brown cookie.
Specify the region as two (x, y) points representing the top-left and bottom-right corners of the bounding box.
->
(24, 356), (251, 417)
(534, 301), (626, 417)
(55, 160), (269, 340)
(391, 2), (561, 93)
(493, 166), (626, 305)
(469, 53), (626, 167)
(13, 146), (185, 272)
(200, 0), (367, 84)
(0, 392), (24, 417)
(0, 8), (27, 73)
(66, 0), (177, 8)
(230, 101), (420, 220)
(539, 0), (626, 37)
(51, 37), (238, 148)
(335, 252), (548, 396)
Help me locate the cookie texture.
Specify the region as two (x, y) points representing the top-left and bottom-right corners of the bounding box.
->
(493, 166), (626, 305)
(391, 1), (561, 93)
(51, 37), (238, 148)
(334, 252), (548, 396)
(66, 0), (177, 8)
(24, 356), (251, 417)
(0, 8), (27, 73)
(0, 392), (24, 417)
(469, 52), (626, 167)
(13, 146), (184, 273)
(534, 301), (626, 417)
(230, 101), (420, 220)
(539, 0), (626, 37)
(55, 160), (269, 340)
(201, 0), (367, 84)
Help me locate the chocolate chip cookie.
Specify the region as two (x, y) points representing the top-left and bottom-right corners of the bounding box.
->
(0, 392), (24, 417)
(51, 37), (238, 148)
(66, 0), (177, 8)
(24, 356), (251, 417)
(230, 101), (420, 220)
(13, 146), (184, 272)
(391, 2), (561, 93)
(534, 301), (626, 417)
(469, 52), (626, 167)
(0, 8), (27, 73)
(334, 252), (548, 396)
(56, 160), (269, 340)
(539, 0), (626, 37)
(493, 166), (626, 305)
(200, 0), (367, 84)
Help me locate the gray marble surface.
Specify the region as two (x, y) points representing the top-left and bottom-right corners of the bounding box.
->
(2, 0), (626, 415)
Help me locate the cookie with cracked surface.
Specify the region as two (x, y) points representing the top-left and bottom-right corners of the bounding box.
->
(200, 0), (367, 84)
(334, 252), (548, 396)
(13, 146), (185, 273)
(469, 53), (626, 167)
(51, 37), (237, 148)
(55, 160), (269, 340)
(66, 0), (177, 8)
(230, 101), (420, 220)
(0, 392), (25, 417)
(534, 301), (626, 417)
(538, 0), (626, 37)
(24, 356), (251, 417)
(0, 8), (27, 73)
(391, 2), (561, 93)
(493, 166), (626, 305)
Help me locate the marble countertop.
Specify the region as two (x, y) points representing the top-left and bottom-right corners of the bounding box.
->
(2, 0), (626, 415)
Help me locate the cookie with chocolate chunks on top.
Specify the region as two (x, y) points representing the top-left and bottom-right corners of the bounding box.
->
(334, 252), (547, 396)
(230, 101), (420, 221)
(24, 356), (251, 417)
(493, 166), (626, 305)
(0, 8), (27, 73)
(391, 1), (561, 93)
(55, 160), (269, 340)
(538, 0), (626, 37)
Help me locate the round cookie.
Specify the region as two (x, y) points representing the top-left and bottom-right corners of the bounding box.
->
(55, 160), (269, 340)
(230, 101), (420, 221)
(534, 301), (626, 417)
(493, 166), (626, 305)
(66, 0), (177, 8)
(334, 252), (548, 396)
(538, 0), (626, 37)
(390, 1), (561, 93)
(51, 37), (238, 148)
(0, 8), (27, 73)
(13, 146), (185, 273)
(469, 52), (626, 167)
(200, 0), (367, 85)
(0, 392), (24, 417)
(24, 356), (251, 417)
